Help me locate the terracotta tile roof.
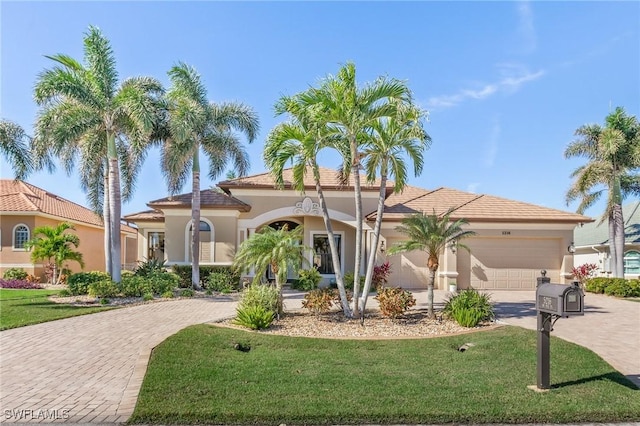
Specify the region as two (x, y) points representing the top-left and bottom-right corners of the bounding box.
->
(123, 209), (165, 222)
(369, 187), (592, 224)
(0, 179), (104, 227)
(218, 166), (392, 192)
(147, 189), (251, 212)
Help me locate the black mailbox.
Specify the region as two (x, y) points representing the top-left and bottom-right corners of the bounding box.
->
(536, 282), (584, 317)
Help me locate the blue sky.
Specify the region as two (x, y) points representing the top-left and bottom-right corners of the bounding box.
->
(1, 1), (638, 219)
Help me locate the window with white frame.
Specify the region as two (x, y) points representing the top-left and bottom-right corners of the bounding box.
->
(13, 224), (29, 250)
(623, 250), (640, 275)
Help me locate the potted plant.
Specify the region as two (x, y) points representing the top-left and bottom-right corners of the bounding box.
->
(448, 281), (458, 293)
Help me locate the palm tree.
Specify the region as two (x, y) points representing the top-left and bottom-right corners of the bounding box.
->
(293, 62), (413, 317)
(358, 104), (431, 314)
(162, 63), (259, 290)
(0, 119), (32, 180)
(25, 222), (84, 285)
(264, 103), (352, 315)
(32, 26), (164, 283)
(388, 209), (475, 318)
(233, 224), (309, 315)
(565, 107), (640, 277)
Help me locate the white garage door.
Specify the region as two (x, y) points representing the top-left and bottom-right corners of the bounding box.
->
(458, 238), (561, 290)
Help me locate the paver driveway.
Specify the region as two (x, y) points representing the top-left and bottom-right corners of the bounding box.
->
(0, 297), (236, 423)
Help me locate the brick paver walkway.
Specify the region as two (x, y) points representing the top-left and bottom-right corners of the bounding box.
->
(0, 297), (236, 423)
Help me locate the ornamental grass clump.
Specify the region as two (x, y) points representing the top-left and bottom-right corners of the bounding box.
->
(375, 287), (416, 319)
(233, 284), (278, 330)
(443, 288), (494, 327)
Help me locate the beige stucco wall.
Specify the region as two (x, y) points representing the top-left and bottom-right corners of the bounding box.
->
(0, 214), (135, 281)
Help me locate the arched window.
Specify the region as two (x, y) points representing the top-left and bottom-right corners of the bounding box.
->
(185, 219), (214, 263)
(13, 224), (30, 250)
(624, 250), (640, 275)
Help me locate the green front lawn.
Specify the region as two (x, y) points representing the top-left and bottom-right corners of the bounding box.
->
(0, 289), (113, 330)
(131, 325), (639, 424)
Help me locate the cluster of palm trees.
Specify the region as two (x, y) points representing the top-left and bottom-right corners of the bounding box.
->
(264, 62), (432, 318)
(2, 25), (637, 305)
(1, 26), (259, 287)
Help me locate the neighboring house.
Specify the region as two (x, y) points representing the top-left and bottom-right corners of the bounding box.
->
(0, 179), (137, 280)
(573, 201), (640, 279)
(124, 167), (591, 290)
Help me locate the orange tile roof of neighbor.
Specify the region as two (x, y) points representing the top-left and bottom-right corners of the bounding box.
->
(0, 179), (104, 227)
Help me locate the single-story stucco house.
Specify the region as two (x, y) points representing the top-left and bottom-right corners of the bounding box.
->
(0, 179), (138, 280)
(123, 167), (591, 290)
(573, 201), (640, 279)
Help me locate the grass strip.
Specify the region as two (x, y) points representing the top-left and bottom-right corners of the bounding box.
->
(0, 289), (113, 330)
(131, 325), (639, 424)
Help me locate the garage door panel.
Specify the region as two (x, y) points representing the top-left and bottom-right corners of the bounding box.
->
(464, 238), (561, 290)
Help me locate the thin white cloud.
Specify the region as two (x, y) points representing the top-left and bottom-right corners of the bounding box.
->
(517, 1), (536, 54)
(484, 117), (501, 168)
(467, 182), (480, 193)
(426, 68), (545, 110)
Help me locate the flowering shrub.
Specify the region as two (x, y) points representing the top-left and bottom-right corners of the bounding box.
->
(375, 287), (416, 319)
(571, 263), (598, 286)
(0, 279), (43, 289)
(372, 261), (392, 290)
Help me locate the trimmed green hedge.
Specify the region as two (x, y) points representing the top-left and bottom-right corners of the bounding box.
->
(171, 265), (241, 289)
(584, 277), (640, 298)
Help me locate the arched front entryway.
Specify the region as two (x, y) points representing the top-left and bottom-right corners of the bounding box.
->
(264, 220), (301, 282)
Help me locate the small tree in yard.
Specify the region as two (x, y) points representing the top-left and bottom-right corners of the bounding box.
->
(25, 222), (84, 285)
(233, 225), (310, 315)
(388, 209), (475, 318)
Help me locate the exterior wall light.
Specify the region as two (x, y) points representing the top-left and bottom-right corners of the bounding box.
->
(379, 240), (385, 253)
(568, 242), (576, 254)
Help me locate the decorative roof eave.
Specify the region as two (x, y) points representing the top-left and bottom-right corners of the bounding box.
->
(368, 213), (593, 224)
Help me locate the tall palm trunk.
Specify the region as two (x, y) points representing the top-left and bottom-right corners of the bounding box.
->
(351, 140), (362, 317)
(612, 204), (625, 277)
(608, 212), (617, 276)
(359, 171), (388, 315)
(191, 151), (202, 290)
(313, 164), (352, 316)
(107, 132), (122, 283)
(103, 169), (112, 277)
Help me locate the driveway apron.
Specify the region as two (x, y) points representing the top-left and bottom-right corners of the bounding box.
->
(0, 298), (236, 423)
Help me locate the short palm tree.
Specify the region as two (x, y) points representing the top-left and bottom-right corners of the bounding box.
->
(0, 119), (32, 180)
(388, 209), (476, 318)
(264, 105), (352, 315)
(233, 224), (309, 314)
(359, 104), (431, 313)
(565, 107), (640, 277)
(25, 222), (84, 285)
(294, 62), (413, 317)
(32, 26), (164, 282)
(162, 62), (259, 290)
